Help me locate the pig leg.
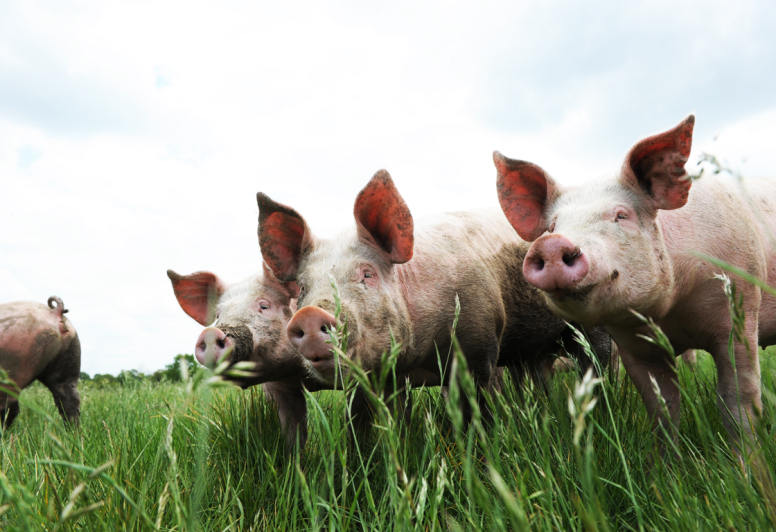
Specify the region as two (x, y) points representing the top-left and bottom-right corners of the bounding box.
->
(458, 336), (500, 425)
(619, 348), (681, 452)
(262, 382), (308, 451)
(38, 335), (81, 426)
(1, 395), (20, 429)
(44, 380), (81, 426)
(709, 333), (762, 446)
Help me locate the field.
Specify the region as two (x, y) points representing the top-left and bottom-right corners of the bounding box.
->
(1, 338), (775, 532)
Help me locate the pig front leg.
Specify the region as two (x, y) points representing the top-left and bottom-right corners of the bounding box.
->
(618, 346), (681, 454)
(458, 335), (500, 426)
(262, 382), (308, 451)
(709, 320), (762, 447)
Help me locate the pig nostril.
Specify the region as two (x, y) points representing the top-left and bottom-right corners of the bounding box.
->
(563, 251), (580, 267)
(216, 339), (225, 349)
(536, 258), (545, 270)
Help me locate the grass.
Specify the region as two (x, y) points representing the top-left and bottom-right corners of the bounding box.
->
(1, 342), (775, 531)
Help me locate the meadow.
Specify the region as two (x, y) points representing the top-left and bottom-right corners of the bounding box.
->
(1, 333), (775, 531)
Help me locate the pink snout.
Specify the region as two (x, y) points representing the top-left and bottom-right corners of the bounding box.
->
(287, 306), (337, 369)
(195, 327), (234, 369)
(523, 234), (590, 294)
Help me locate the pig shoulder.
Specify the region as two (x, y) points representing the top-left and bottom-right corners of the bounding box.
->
(659, 175), (776, 300)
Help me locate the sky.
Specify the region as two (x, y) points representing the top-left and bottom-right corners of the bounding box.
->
(1, 0), (775, 376)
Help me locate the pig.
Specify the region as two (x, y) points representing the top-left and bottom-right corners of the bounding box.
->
(257, 171), (612, 425)
(494, 115), (775, 448)
(167, 265), (320, 449)
(0, 297), (81, 428)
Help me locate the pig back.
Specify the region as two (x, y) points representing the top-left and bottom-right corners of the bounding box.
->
(0, 301), (77, 390)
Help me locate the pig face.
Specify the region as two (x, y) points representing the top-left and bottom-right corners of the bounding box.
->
(167, 264), (302, 387)
(495, 115), (695, 327)
(257, 170), (414, 384)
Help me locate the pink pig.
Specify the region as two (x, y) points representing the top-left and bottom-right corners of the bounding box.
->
(257, 171), (612, 424)
(495, 115), (776, 446)
(0, 297), (81, 428)
(167, 265), (321, 449)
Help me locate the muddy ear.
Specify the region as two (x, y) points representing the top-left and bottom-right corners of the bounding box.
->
(620, 115), (695, 212)
(494, 151), (559, 242)
(261, 262), (300, 299)
(257, 193), (314, 282)
(167, 269), (224, 326)
(353, 170), (414, 264)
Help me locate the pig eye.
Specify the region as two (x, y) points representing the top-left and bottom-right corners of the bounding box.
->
(363, 270), (373, 279)
(260, 303), (270, 310)
(615, 212), (628, 221)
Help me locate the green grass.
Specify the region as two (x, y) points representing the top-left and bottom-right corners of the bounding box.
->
(1, 346), (775, 531)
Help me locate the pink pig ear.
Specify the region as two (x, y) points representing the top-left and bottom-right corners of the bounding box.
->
(257, 193), (314, 282)
(620, 115), (695, 212)
(494, 151), (558, 242)
(167, 269), (224, 326)
(353, 170), (414, 264)
(261, 261), (300, 299)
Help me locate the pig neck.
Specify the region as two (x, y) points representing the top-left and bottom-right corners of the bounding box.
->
(390, 211), (516, 369)
(629, 176), (760, 326)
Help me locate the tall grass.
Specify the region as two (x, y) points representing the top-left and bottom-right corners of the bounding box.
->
(1, 335), (774, 531)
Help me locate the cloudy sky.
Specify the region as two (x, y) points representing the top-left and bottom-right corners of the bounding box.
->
(1, 0), (775, 376)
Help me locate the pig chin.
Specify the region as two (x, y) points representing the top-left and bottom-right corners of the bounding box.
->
(303, 356), (348, 385)
(542, 267), (618, 326)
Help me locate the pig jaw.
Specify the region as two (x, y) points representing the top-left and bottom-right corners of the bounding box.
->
(290, 237), (412, 384)
(532, 182), (676, 327)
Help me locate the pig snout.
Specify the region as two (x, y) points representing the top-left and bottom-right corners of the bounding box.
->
(523, 234), (590, 294)
(287, 306), (337, 369)
(195, 327), (234, 369)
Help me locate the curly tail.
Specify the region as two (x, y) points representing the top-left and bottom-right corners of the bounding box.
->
(47, 296), (69, 315)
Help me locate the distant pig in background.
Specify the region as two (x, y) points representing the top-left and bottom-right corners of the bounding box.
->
(257, 171), (611, 425)
(0, 297), (81, 429)
(495, 115), (776, 447)
(168, 265), (319, 449)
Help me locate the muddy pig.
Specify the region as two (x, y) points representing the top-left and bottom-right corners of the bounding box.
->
(168, 265), (323, 449)
(257, 171), (611, 424)
(0, 297), (81, 428)
(495, 115), (776, 447)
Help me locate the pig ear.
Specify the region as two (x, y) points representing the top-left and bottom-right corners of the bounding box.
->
(353, 170), (414, 264)
(261, 262), (300, 299)
(257, 193), (315, 282)
(494, 151), (559, 242)
(620, 115), (695, 212)
(167, 269), (224, 326)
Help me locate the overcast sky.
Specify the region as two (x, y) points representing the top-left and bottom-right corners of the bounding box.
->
(2, 0), (775, 376)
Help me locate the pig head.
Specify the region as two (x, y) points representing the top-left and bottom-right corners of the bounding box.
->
(168, 265), (314, 449)
(0, 297), (81, 429)
(257, 171), (414, 386)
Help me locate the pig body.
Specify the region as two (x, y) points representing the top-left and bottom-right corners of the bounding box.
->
(496, 115), (772, 445)
(0, 297), (81, 428)
(168, 266), (321, 449)
(258, 172), (611, 423)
